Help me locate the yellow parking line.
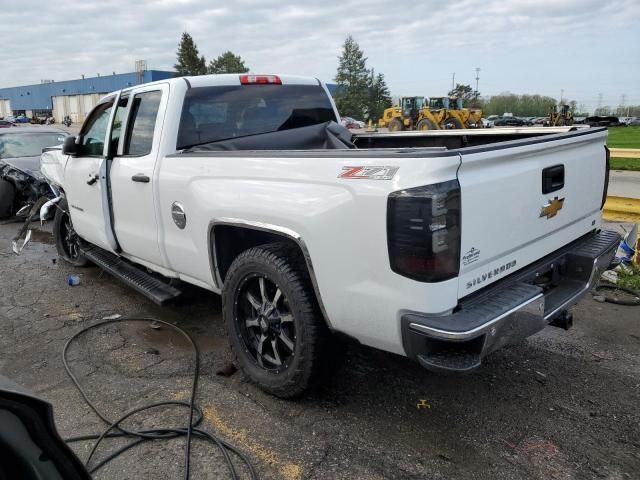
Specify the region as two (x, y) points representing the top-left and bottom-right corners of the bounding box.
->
(203, 406), (303, 480)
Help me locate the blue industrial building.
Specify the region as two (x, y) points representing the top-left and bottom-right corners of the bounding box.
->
(0, 70), (174, 121)
(0, 71), (339, 123)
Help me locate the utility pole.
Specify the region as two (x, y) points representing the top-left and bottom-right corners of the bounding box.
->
(474, 67), (480, 98)
(620, 93), (627, 116)
(451, 72), (455, 92)
(560, 89), (564, 104)
(597, 92), (603, 111)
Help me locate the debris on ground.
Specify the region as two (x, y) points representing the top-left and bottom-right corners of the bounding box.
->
(12, 229), (31, 254)
(601, 269), (619, 284)
(535, 371), (547, 383)
(102, 314), (122, 320)
(216, 363), (237, 377)
(66, 274), (80, 286)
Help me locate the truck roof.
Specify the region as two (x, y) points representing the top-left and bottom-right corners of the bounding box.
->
(117, 74), (322, 95)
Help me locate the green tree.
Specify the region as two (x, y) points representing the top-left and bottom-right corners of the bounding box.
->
(448, 84), (476, 103)
(334, 35), (369, 119)
(174, 32), (207, 76)
(366, 69), (392, 122)
(207, 51), (250, 74)
(569, 100), (578, 114)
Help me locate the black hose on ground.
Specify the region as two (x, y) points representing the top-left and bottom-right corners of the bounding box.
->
(62, 317), (257, 479)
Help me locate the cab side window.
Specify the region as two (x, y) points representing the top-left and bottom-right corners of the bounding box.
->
(80, 101), (113, 157)
(124, 91), (161, 156)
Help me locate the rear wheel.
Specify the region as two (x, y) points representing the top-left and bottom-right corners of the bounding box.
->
(0, 178), (15, 218)
(53, 198), (88, 267)
(444, 117), (463, 129)
(416, 119), (437, 130)
(222, 243), (329, 398)
(388, 118), (404, 132)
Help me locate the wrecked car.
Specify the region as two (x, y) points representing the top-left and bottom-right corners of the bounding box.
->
(0, 127), (67, 218)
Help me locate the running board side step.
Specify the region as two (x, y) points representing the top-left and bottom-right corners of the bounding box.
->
(82, 246), (182, 305)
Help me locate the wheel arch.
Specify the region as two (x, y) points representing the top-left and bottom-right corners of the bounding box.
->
(208, 219), (333, 328)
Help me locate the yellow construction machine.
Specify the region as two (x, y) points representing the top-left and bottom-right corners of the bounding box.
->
(428, 97), (483, 129)
(547, 104), (574, 126)
(378, 97), (442, 131)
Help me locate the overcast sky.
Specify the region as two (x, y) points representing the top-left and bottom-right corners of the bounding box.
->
(1, 0), (638, 112)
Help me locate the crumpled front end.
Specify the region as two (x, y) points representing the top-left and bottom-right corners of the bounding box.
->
(0, 160), (53, 218)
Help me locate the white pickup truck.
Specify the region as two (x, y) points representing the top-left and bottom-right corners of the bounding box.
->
(41, 74), (619, 397)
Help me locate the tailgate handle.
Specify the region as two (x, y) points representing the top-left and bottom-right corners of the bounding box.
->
(542, 165), (564, 194)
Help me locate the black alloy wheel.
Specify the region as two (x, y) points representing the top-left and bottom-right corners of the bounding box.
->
(235, 274), (297, 373)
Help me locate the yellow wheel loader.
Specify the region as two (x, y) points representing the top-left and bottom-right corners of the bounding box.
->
(379, 97), (442, 131)
(547, 104), (574, 126)
(428, 97), (483, 129)
(379, 97), (425, 131)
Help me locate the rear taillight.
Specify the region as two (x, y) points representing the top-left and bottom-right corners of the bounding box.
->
(239, 74), (282, 85)
(387, 180), (461, 282)
(601, 146), (610, 210)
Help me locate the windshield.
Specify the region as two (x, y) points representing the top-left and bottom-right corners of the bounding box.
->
(0, 132), (67, 159)
(177, 84), (336, 149)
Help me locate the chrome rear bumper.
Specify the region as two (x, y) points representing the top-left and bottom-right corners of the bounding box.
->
(401, 229), (620, 373)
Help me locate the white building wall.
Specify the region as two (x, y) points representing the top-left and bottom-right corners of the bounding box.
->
(52, 93), (105, 124)
(0, 100), (11, 118)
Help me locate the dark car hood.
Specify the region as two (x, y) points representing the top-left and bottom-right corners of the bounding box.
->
(0, 156), (44, 179)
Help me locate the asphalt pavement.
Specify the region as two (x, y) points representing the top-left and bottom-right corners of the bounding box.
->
(0, 221), (638, 479)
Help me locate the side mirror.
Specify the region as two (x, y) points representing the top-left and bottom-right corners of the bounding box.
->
(62, 136), (79, 156)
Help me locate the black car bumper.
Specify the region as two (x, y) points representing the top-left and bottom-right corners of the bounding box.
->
(402, 229), (621, 373)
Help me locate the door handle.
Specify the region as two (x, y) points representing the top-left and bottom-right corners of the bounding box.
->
(86, 173), (99, 186)
(131, 174), (150, 183)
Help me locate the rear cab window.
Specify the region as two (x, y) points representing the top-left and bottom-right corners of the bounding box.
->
(177, 84), (336, 150)
(124, 90), (162, 156)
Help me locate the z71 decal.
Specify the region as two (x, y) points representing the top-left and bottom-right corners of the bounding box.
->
(339, 166), (399, 180)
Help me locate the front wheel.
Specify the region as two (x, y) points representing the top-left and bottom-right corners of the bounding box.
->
(444, 117), (463, 129)
(222, 243), (328, 398)
(416, 118), (437, 130)
(53, 198), (88, 267)
(387, 118), (404, 132)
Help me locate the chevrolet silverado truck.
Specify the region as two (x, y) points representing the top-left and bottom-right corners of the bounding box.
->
(41, 74), (619, 397)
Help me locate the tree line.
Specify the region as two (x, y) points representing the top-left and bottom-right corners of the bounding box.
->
(595, 105), (640, 117)
(175, 33), (637, 120)
(173, 33), (393, 122)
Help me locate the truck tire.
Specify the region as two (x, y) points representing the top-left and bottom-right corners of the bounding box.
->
(0, 178), (15, 218)
(388, 118), (404, 132)
(222, 243), (329, 398)
(416, 119), (437, 130)
(444, 117), (463, 129)
(53, 198), (88, 267)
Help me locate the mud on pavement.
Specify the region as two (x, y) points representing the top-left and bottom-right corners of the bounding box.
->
(0, 222), (638, 480)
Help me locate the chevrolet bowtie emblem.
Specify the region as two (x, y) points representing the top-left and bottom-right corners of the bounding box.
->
(540, 197), (565, 219)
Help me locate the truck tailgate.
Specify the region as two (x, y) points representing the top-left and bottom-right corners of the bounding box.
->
(456, 128), (608, 298)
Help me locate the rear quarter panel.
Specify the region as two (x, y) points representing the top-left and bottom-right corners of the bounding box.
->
(157, 150), (460, 354)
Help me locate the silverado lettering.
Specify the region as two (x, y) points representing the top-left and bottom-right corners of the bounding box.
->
(466, 260), (517, 289)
